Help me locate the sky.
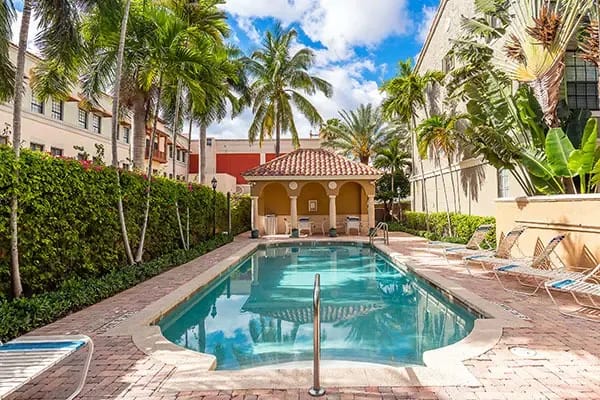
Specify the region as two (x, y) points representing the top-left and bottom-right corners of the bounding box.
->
(10, 0), (440, 140)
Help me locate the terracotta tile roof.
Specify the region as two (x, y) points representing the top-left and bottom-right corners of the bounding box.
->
(242, 148), (382, 178)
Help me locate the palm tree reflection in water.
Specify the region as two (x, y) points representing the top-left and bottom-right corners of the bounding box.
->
(158, 245), (476, 370)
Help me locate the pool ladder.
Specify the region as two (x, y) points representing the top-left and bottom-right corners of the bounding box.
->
(369, 222), (389, 245)
(309, 273), (325, 397)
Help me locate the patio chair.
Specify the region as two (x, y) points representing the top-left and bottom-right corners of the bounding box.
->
(545, 264), (600, 321)
(490, 234), (567, 295)
(461, 226), (527, 274)
(430, 224), (494, 253)
(283, 218), (291, 235)
(0, 334), (93, 400)
(345, 216), (361, 235)
(298, 217), (312, 236)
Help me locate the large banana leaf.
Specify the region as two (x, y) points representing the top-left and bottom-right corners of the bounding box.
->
(545, 128), (575, 177)
(568, 118), (598, 176)
(520, 148), (565, 194)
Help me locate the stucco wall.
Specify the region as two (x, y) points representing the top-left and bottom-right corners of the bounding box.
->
(495, 195), (600, 269)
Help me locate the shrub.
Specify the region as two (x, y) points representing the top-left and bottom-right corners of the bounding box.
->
(0, 234), (232, 342)
(390, 211), (496, 247)
(0, 147), (251, 298)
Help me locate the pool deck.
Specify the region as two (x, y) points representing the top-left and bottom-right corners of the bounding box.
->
(6, 232), (600, 400)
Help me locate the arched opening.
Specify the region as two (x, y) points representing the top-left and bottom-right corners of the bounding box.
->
(337, 182), (367, 234)
(258, 183), (290, 234)
(298, 182), (328, 216)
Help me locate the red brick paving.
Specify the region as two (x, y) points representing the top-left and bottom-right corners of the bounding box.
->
(5, 233), (600, 399)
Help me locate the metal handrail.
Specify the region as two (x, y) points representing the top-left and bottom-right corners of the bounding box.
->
(309, 274), (325, 397)
(369, 222), (389, 245)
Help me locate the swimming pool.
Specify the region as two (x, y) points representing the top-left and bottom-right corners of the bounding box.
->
(158, 243), (478, 370)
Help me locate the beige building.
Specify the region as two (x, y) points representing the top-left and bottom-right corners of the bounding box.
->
(414, 0), (599, 217)
(0, 44), (189, 180)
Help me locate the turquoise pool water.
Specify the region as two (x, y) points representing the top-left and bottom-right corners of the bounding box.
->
(158, 243), (478, 370)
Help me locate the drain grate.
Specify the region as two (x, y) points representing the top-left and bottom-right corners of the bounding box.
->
(510, 346), (537, 357)
(95, 311), (135, 334)
(494, 302), (532, 321)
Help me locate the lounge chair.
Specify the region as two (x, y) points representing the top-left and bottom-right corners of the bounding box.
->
(462, 226), (527, 273)
(545, 264), (600, 321)
(345, 216), (361, 235)
(489, 234), (567, 295)
(0, 335), (93, 400)
(430, 224), (494, 254)
(298, 217), (312, 236)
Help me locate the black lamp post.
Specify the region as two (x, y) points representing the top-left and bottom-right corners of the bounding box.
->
(211, 177), (217, 237)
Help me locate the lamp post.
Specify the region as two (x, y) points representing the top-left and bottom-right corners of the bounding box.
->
(211, 177), (217, 237)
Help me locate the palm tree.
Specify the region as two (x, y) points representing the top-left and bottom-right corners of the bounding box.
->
(321, 104), (388, 164)
(246, 24), (333, 155)
(380, 59), (444, 231)
(6, 0), (101, 297)
(417, 114), (466, 236)
(497, 0), (593, 128)
(373, 128), (412, 193)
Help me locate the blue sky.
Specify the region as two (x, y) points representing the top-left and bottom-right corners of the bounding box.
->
(217, 0), (440, 139)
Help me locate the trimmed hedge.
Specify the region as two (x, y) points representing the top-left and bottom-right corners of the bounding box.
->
(389, 211), (496, 247)
(0, 147), (250, 298)
(0, 234), (232, 342)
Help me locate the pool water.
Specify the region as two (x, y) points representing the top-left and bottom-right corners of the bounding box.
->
(158, 244), (477, 370)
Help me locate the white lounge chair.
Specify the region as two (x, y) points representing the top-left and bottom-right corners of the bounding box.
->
(545, 264), (600, 321)
(430, 223), (494, 254)
(490, 234), (567, 295)
(298, 217), (312, 236)
(345, 216), (361, 235)
(0, 334), (93, 400)
(462, 226), (527, 270)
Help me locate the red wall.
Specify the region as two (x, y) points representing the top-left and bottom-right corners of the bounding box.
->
(216, 153), (261, 184)
(188, 154), (199, 174)
(266, 153), (283, 162)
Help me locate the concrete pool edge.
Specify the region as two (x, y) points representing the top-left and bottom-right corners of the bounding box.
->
(107, 237), (530, 391)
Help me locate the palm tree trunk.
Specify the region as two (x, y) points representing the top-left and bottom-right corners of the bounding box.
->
(132, 94), (147, 170)
(136, 73), (163, 262)
(200, 122), (207, 184)
(9, 0), (32, 298)
(275, 108), (281, 156)
(446, 154), (458, 214)
(411, 115), (430, 231)
(111, 0), (135, 265)
(437, 155), (453, 237)
(172, 80), (182, 180)
(186, 120), (192, 248)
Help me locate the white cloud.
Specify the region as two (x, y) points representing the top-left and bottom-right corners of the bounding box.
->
(417, 6), (437, 44)
(236, 17), (262, 45)
(11, 12), (41, 55)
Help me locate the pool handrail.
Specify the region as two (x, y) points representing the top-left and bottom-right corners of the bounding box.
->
(309, 273), (325, 397)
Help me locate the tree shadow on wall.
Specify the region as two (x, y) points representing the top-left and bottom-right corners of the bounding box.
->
(459, 164), (487, 204)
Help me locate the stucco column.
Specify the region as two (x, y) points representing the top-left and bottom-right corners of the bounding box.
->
(329, 195), (337, 231)
(368, 195), (376, 231)
(290, 196), (298, 230)
(251, 196), (259, 231)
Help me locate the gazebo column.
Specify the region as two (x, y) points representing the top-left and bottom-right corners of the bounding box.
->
(368, 195), (376, 234)
(329, 195), (337, 237)
(290, 195), (298, 237)
(251, 195), (259, 237)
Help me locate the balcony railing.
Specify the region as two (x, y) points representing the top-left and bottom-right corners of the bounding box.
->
(145, 148), (167, 163)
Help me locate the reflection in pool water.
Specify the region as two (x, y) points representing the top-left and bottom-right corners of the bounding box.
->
(158, 244), (477, 370)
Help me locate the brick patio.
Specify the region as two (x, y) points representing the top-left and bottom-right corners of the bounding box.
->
(5, 233), (600, 400)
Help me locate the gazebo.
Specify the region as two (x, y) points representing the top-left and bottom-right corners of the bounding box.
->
(242, 148), (383, 236)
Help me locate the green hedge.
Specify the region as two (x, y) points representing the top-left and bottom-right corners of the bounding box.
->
(0, 234), (232, 342)
(0, 147), (250, 298)
(389, 211), (496, 246)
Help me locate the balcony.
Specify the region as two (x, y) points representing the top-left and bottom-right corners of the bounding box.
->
(145, 148), (167, 163)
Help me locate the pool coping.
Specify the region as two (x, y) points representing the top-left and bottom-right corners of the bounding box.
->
(107, 237), (530, 391)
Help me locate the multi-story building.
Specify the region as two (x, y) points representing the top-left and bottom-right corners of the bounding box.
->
(413, 0), (599, 217)
(0, 44), (189, 179)
(188, 137), (322, 193)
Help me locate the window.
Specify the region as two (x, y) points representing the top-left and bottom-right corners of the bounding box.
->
(497, 169), (510, 198)
(206, 138), (212, 146)
(50, 147), (63, 157)
(565, 51), (599, 110)
(442, 55), (455, 73)
(168, 145), (173, 158)
(51, 99), (64, 120)
(122, 163), (129, 170)
(78, 109), (89, 129)
(122, 126), (130, 144)
(92, 115), (102, 134)
(31, 98), (44, 114)
(30, 142), (44, 152)
(1, 136), (8, 145)
(181, 151), (186, 163)
(176, 149), (182, 161)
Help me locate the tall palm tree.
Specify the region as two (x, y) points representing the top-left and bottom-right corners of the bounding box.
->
(417, 114), (465, 236)
(373, 129), (412, 193)
(246, 24), (333, 155)
(321, 103), (388, 164)
(6, 0), (102, 297)
(380, 59), (444, 231)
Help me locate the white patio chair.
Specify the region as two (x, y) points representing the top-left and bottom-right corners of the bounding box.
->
(545, 264), (600, 321)
(298, 217), (312, 236)
(461, 226), (527, 274)
(0, 334), (93, 400)
(345, 216), (361, 235)
(429, 223), (494, 253)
